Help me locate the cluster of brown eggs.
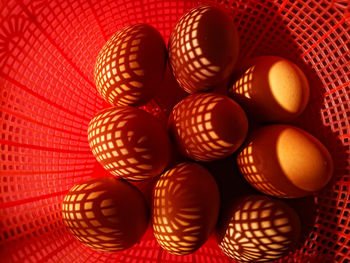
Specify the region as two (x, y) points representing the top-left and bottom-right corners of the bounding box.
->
(62, 5), (334, 262)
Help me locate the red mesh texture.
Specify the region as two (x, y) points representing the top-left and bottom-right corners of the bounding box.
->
(0, 0), (349, 262)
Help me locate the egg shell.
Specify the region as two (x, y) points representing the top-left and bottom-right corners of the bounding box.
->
(87, 106), (171, 181)
(152, 162), (220, 255)
(94, 23), (167, 106)
(169, 93), (248, 161)
(62, 177), (149, 252)
(228, 56), (310, 123)
(217, 195), (301, 262)
(237, 124), (334, 198)
(168, 6), (239, 94)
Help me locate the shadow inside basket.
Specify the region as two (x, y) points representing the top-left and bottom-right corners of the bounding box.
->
(0, 0), (348, 263)
(146, 1), (349, 262)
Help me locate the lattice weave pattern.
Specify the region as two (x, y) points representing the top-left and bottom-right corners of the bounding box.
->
(0, 0), (349, 262)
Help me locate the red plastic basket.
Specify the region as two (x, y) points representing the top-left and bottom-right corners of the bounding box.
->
(0, 0), (349, 262)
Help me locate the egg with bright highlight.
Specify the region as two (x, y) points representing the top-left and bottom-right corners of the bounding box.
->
(168, 5), (239, 93)
(228, 56), (310, 123)
(88, 106), (171, 181)
(237, 124), (333, 198)
(169, 93), (248, 161)
(94, 23), (167, 106)
(152, 162), (220, 255)
(62, 177), (149, 252)
(217, 195), (301, 262)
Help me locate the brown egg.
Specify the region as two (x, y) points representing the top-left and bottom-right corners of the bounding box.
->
(237, 124), (333, 198)
(228, 56), (310, 122)
(94, 23), (167, 106)
(168, 6), (239, 94)
(217, 195), (301, 262)
(87, 106), (171, 181)
(169, 93), (248, 161)
(62, 177), (149, 252)
(152, 162), (220, 255)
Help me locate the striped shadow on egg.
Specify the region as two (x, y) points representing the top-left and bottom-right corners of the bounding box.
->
(62, 177), (149, 252)
(88, 106), (171, 181)
(168, 5), (239, 94)
(152, 162), (220, 255)
(169, 93), (248, 162)
(94, 23), (167, 106)
(217, 195), (301, 262)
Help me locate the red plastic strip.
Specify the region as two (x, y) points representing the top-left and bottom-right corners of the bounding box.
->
(36, 238), (76, 263)
(301, 14), (350, 58)
(0, 72), (90, 122)
(86, 0), (108, 42)
(242, 0), (289, 59)
(0, 139), (91, 153)
(2, 108), (87, 136)
(15, 0), (96, 90)
(0, 190), (68, 208)
(324, 81), (350, 96)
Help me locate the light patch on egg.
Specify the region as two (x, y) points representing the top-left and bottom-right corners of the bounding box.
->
(268, 60), (305, 113)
